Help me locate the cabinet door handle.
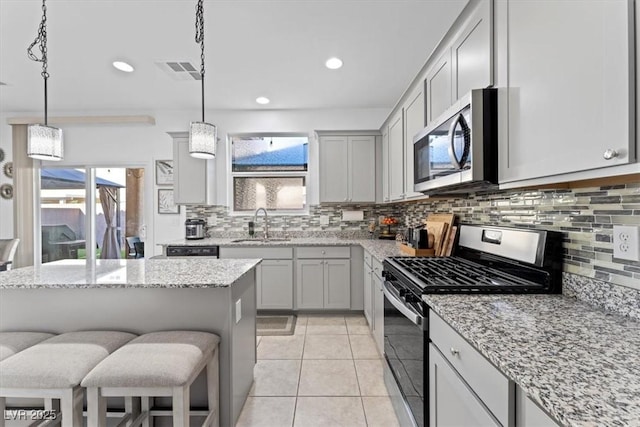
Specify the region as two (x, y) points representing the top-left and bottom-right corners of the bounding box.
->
(603, 149), (619, 160)
(450, 348), (460, 357)
(321, 250), (326, 255)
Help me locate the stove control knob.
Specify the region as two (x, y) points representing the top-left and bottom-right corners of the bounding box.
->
(382, 270), (393, 280)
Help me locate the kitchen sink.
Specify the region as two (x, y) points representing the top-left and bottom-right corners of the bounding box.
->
(230, 238), (290, 243)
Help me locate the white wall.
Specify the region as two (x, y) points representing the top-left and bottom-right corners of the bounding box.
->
(0, 107), (389, 256)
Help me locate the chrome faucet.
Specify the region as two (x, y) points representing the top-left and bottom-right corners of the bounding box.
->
(254, 207), (269, 240)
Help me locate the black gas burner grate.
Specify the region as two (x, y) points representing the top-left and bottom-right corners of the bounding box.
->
(386, 256), (550, 293)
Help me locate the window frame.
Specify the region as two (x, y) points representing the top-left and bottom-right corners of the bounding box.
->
(228, 132), (309, 216)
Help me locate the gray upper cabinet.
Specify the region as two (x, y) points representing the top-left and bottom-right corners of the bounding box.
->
(451, 0), (492, 100)
(349, 136), (376, 203)
(388, 111), (405, 201)
(403, 85), (426, 199)
(170, 132), (215, 205)
(425, 50), (453, 125)
(382, 128), (390, 203)
(319, 136), (349, 202)
(319, 134), (376, 203)
(500, 0), (635, 183)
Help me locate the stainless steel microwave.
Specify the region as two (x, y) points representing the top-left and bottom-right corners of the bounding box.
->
(413, 88), (497, 194)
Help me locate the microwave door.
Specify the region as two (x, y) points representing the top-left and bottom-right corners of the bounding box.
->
(447, 111), (471, 170)
(413, 115), (463, 192)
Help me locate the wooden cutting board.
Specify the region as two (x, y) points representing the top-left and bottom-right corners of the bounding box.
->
(425, 221), (448, 256)
(443, 225), (458, 257)
(425, 213), (455, 256)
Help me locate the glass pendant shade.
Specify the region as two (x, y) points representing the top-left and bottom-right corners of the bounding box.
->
(27, 124), (63, 161)
(189, 121), (217, 159)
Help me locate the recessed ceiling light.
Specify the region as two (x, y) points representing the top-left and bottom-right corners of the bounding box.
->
(256, 97), (270, 105)
(112, 61), (134, 73)
(325, 57), (343, 70)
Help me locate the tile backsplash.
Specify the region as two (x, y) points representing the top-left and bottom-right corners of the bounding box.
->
(400, 183), (640, 289)
(187, 182), (639, 289)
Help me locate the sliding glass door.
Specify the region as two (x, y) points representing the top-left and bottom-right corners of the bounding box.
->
(39, 167), (144, 263)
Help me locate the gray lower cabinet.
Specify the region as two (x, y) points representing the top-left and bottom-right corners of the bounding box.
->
(516, 386), (559, 427)
(372, 266), (384, 355)
(429, 310), (514, 426)
(257, 260), (293, 309)
(296, 258), (350, 309)
(220, 247), (294, 310)
(429, 344), (500, 427)
(363, 255), (373, 326)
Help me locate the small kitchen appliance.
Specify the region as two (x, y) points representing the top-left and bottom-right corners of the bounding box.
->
(381, 224), (562, 427)
(185, 218), (206, 240)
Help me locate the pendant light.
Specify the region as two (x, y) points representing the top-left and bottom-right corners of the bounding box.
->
(27, 0), (63, 161)
(189, 0), (217, 159)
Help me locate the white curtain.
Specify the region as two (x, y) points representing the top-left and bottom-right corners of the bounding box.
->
(99, 186), (121, 259)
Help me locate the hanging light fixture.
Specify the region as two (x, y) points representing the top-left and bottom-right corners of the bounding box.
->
(189, 0), (216, 159)
(27, 0), (63, 161)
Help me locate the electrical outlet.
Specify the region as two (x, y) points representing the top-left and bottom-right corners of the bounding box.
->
(320, 215), (330, 226)
(613, 225), (640, 261)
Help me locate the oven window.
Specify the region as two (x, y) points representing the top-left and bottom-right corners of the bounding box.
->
(384, 298), (425, 427)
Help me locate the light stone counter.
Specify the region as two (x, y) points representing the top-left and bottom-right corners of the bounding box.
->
(0, 258), (261, 289)
(423, 294), (640, 427)
(162, 237), (404, 263)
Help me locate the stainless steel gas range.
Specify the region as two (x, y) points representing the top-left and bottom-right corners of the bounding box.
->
(381, 224), (563, 427)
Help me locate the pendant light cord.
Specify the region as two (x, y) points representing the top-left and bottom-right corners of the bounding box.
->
(195, 0), (205, 123)
(27, 0), (50, 125)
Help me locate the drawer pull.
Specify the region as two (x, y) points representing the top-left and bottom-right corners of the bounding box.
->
(450, 348), (460, 356)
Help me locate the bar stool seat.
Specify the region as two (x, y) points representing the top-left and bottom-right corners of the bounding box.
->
(82, 330), (220, 427)
(0, 331), (136, 427)
(0, 331), (55, 361)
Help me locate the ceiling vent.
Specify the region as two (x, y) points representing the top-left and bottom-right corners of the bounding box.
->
(155, 61), (201, 81)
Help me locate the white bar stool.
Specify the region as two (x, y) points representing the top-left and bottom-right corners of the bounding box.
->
(82, 330), (220, 427)
(0, 331), (136, 427)
(0, 332), (56, 427)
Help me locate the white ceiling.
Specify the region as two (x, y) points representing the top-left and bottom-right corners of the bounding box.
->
(0, 0), (467, 114)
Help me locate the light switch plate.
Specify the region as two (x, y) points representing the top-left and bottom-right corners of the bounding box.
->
(613, 225), (640, 261)
(235, 299), (242, 323)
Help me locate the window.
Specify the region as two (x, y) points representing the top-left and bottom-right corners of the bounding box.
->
(230, 135), (308, 212)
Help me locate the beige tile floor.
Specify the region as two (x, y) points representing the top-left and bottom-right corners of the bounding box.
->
(236, 314), (401, 427)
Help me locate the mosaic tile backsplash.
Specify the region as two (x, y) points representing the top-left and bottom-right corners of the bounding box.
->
(186, 182), (640, 289)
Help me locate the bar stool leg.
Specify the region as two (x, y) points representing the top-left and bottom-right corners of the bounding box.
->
(61, 387), (83, 427)
(207, 350), (220, 427)
(86, 387), (107, 427)
(141, 397), (152, 427)
(0, 397), (6, 427)
(124, 397), (141, 427)
(172, 386), (190, 427)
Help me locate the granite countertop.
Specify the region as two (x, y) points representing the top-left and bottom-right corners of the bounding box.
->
(162, 237), (405, 263)
(0, 258), (261, 289)
(423, 294), (640, 427)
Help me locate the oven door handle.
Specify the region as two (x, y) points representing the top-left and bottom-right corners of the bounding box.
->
(383, 281), (423, 327)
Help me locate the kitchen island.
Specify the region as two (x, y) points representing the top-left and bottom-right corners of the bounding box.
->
(0, 258), (261, 427)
